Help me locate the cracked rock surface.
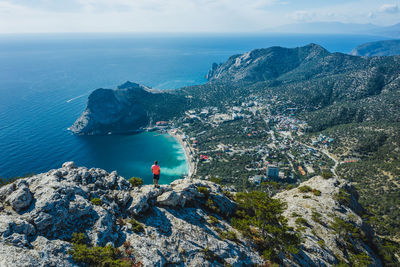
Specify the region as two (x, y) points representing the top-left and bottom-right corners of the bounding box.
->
(0, 162), (261, 267)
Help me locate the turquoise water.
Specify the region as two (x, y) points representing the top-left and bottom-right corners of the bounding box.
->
(0, 33), (388, 182)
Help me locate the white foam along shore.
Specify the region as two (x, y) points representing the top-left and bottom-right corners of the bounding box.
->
(168, 129), (195, 178)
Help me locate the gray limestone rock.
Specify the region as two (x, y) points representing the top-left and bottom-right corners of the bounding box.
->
(0, 162), (379, 266)
(275, 176), (382, 266)
(157, 191), (184, 207)
(62, 161), (76, 170)
(6, 185), (33, 212)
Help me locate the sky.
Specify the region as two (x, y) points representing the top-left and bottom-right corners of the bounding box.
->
(0, 0), (399, 33)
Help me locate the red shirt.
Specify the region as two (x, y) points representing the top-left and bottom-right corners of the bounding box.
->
(151, 165), (160, 175)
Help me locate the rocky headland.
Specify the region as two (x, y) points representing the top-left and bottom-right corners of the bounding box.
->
(350, 39), (400, 57)
(0, 162), (382, 266)
(70, 81), (189, 135)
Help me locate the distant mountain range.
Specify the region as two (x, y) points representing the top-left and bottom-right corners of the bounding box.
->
(351, 39), (400, 56)
(265, 21), (400, 38)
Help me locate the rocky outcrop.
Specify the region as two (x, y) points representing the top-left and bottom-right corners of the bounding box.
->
(69, 82), (150, 135)
(70, 81), (189, 135)
(275, 176), (382, 267)
(0, 162), (261, 266)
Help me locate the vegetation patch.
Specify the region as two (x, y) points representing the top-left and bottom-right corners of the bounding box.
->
(311, 211), (323, 224)
(90, 198), (102, 206)
(295, 217), (309, 227)
(129, 219), (144, 233)
(207, 215), (219, 225)
(230, 191), (300, 263)
(209, 177), (222, 184)
(218, 230), (238, 242)
(68, 232), (131, 267)
(298, 185), (312, 193)
(334, 188), (351, 206)
(205, 199), (221, 214)
(321, 171), (334, 179)
(312, 189), (321, 196)
(128, 177), (143, 187)
(197, 186), (210, 196)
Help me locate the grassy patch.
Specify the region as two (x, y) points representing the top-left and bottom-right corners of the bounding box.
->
(129, 219), (144, 233)
(90, 198), (102, 206)
(298, 185), (312, 193)
(128, 177), (143, 187)
(197, 186), (210, 196)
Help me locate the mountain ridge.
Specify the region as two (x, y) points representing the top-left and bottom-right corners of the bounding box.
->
(71, 43), (400, 135)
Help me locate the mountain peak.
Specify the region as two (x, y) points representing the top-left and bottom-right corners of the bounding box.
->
(117, 81), (142, 90)
(206, 44), (331, 83)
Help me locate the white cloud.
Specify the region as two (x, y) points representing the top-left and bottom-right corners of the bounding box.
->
(0, 0), (399, 33)
(379, 4), (399, 14)
(292, 10), (316, 22)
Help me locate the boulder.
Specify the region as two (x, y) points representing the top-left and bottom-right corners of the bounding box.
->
(6, 186), (33, 212)
(62, 161), (76, 170)
(157, 191), (185, 207)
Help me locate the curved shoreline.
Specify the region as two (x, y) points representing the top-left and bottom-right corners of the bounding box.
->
(168, 129), (195, 178)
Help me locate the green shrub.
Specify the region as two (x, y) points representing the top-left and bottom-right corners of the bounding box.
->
(311, 211), (323, 224)
(295, 217), (309, 226)
(222, 190), (234, 200)
(208, 216), (219, 225)
(330, 217), (360, 238)
(69, 232), (130, 266)
(302, 195), (311, 199)
(129, 219), (144, 233)
(312, 189), (322, 196)
(321, 171), (334, 179)
(286, 184), (296, 190)
(334, 188), (351, 206)
(298, 185), (312, 193)
(219, 230), (237, 241)
(128, 177), (143, 187)
(209, 177), (222, 184)
(232, 191), (300, 262)
(69, 244), (130, 267)
(349, 252), (372, 267)
(317, 239), (325, 247)
(91, 198), (102, 206)
(197, 186), (210, 196)
(205, 199), (221, 214)
(71, 233), (87, 245)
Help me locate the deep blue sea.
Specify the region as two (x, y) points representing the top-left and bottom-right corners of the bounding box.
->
(0, 33), (388, 183)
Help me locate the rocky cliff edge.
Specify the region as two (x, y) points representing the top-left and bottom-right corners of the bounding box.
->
(0, 162), (261, 266)
(0, 163), (382, 266)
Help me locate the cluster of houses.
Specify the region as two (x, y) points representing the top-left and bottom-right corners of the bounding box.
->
(248, 164), (295, 185)
(312, 134), (335, 147)
(272, 114), (307, 134)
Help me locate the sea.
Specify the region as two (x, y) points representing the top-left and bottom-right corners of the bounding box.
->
(0, 33), (388, 183)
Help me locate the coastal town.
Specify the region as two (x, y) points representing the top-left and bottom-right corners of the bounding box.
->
(152, 97), (336, 189)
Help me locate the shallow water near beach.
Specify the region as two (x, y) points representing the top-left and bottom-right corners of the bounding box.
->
(0, 33), (387, 183)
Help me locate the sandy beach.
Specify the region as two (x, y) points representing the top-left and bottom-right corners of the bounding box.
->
(168, 129), (195, 178)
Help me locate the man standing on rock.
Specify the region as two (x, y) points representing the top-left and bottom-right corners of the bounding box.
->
(151, 161), (161, 187)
